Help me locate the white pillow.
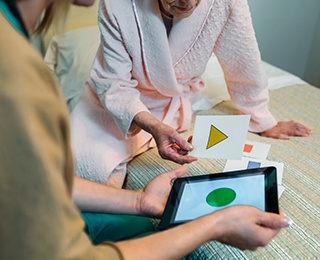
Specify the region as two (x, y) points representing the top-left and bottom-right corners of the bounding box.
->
(44, 26), (100, 111)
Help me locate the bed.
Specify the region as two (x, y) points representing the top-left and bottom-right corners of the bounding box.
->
(44, 4), (320, 259)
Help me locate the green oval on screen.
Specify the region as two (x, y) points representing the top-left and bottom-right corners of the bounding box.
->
(206, 187), (236, 207)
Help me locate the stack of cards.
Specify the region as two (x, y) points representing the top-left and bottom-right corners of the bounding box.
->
(223, 140), (285, 197)
(190, 115), (285, 197)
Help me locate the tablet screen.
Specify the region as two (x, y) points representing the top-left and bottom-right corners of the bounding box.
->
(174, 174), (264, 222)
(159, 167), (278, 230)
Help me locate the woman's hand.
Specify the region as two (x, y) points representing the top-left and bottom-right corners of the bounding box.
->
(137, 166), (187, 217)
(259, 121), (312, 139)
(152, 124), (197, 164)
(210, 206), (291, 250)
(133, 111), (197, 164)
(117, 205), (292, 260)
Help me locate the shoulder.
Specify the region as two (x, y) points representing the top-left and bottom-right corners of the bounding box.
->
(1, 16), (62, 96)
(98, 0), (140, 37)
(0, 14), (68, 125)
(99, 0), (134, 18)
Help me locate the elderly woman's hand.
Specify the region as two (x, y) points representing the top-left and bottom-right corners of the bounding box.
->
(259, 121), (312, 139)
(152, 123), (197, 164)
(133, 111), (197, 164)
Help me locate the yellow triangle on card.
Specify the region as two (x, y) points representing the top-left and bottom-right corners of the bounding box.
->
(206, 125), (228, 149)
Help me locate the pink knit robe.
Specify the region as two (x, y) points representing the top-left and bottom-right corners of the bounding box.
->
(71, 0), (277, 185)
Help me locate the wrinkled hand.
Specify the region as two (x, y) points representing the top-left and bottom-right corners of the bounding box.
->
(153, 123), (197, 164)
(138, 166), (187, 217)
(260, 121), (312, 140)
(133, 111), (197, 164)
(212, 206), (291, 250)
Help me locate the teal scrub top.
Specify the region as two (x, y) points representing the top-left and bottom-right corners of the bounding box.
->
(0, 0), (28, 37)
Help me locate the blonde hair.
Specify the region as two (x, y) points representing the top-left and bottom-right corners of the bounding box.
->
(34, 0), (73, 35)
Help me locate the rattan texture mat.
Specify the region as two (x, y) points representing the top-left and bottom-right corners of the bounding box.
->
(125, 84), (320, 259)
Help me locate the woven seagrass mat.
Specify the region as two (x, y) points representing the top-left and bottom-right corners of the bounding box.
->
(126, 84), (320, 259)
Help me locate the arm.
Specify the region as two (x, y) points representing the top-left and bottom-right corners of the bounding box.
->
(91, 0), (149, 138)
(74, 167), (291, 259)
(214, 0), (311, 138)
(94, 2), (198, 162)
(214, 0), (276, 133)
(73, 166), (188, 217)
(73, 176), (141, 214)
(133, 111), (197, 164)
(116, 206), (291, 259)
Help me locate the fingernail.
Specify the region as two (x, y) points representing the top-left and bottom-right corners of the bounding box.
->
(281, 217), (294, 227)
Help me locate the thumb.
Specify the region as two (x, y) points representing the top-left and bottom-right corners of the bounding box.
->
(259, 212), (292, 229)
(278, 133), (290, 140)
(167, 166), (187, 180)
(175, 135), (194, 151)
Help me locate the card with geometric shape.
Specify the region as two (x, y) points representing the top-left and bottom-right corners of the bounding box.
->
(189, 115), (250, 159)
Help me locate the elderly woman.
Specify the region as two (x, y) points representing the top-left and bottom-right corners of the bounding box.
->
(71, 0), (311, 186)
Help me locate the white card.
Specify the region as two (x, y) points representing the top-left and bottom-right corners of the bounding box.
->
(278, 185), (285, 198)
(223, 158), (284, 185)
(189, 115), (250, 159)
(243, 140), (271, 160)
(223, 158), (285, 197)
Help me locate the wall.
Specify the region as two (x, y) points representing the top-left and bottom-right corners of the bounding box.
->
(248, 0), (320, 87)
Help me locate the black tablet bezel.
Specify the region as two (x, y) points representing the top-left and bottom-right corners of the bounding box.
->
(159, 167), (278, 230)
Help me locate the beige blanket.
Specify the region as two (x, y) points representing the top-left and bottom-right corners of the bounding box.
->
(125, 84), (320, 259)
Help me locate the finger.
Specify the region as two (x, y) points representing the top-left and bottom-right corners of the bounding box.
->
(279, 121), (312, 136)
(174, 136), (194, 151)
(258, 212), (292, 229)
(166, 166), (187, 180)
(159, 145), (197, 164)
(172, 144), (190, 155)
(293, 125), (313, 136)
(292, 129), (311, 137)
(279, 208), (284, 216)
(269, 131), (290, 140)
(276, 133), (290, 140)
(177, 155), (198, 164)
(169, 153), (198, 164)
(260, 131), (290, 140)
(169, 144), (192, 157)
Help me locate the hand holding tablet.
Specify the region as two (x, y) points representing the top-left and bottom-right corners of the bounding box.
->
(159, 167), (278, 230)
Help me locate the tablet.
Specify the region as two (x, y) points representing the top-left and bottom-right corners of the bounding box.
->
(159, 167), (278, 230)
